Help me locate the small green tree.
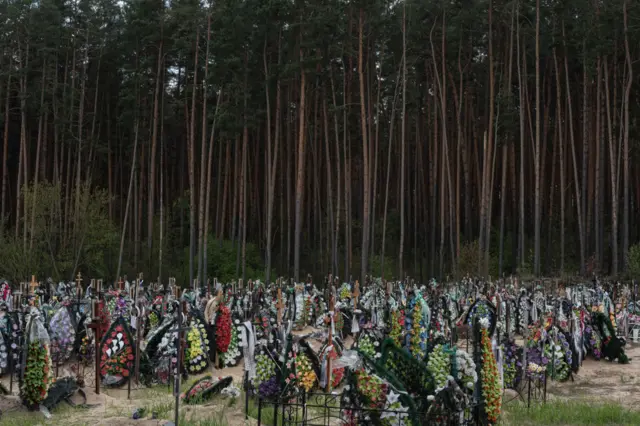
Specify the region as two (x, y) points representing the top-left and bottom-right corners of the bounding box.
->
(0, 182), (119, 282)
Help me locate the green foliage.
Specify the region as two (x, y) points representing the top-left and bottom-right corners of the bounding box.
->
(628, 244), (640, 278)
(455, 239), (501, 279)
(503, 400), (640, 426)
(175, 238), (265, 285)
(0, 182), (119, 282)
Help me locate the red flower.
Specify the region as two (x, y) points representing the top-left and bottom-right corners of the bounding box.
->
(127, 354), (134, 361)
(116, 325), (124, 332)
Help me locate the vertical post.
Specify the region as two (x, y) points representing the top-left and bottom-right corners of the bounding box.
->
(276, 288), (284, 326)
(174, 300), (183, 426)
(75, 272), (83, 299)
(325, 292), (335, 393)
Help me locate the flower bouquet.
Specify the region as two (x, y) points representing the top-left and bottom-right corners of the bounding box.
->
(455, 348), (478, 392)
(389, 309), (405, 347)
(185, 320), (209, 374)
(21, 341), (53, 408)
(221, 321), (242, 367)
(480, 327), (501, 424)
(427, 344), (452, 391)
(215, 306), (232, 354)
(49, 306), (76, 364)
(291, 352), (316, 392)
(253, 353), (277, 390)
(99, 318), (135, 387)
(180, 375), (233, 404)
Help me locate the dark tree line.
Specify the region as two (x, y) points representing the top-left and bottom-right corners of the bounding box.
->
(1, 0), (640, 284)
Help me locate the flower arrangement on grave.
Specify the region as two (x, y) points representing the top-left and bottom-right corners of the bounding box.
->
(480, 326), (501, 424)
(517, 295), (529, 332)
(49, 307), (76, 364)
(296, 294), (312, 328)
(408, 301), (427, 359)
(180, 375), (233, 404)
(526, 324), (547, 348)
(185, 320), (209, 374)
(389, 309), (405, 347)
(99, 319), (134, 386)
(455, 348), (477, 392)
(427, 344), (451, 391)
(215, 305), (232, 353)
(339, 284), (352, 301)
(258, 377), (281, 397)
(353, 368), (388, 409)
(321, 343), (345, 388)
(380, 389), (411, 426)
(253, 353), (277, 389)
(21, 341), (53, 407)
(221, 321), (241, 367)
(501, 340), (522, 389)
(543, 340), (570, 381)
(290, 352), (316, 392)
(355, 334), (377, 359)
(79, 334), (93, 360)
(155, 331), (178, 384)
(10, 319), (22, 373)
(525, 346), (548, 381)
(106, 294), (131, 321)
(334, 309), (344, 334)
(0, 333), (8, 374)
(584, 325), (602, 360)
(148, 310), (160, 332)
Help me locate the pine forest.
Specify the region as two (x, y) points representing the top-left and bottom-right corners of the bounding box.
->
(1, 0), (640, 286)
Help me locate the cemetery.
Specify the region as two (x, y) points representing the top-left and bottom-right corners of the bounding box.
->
(0, 275), (638, 425)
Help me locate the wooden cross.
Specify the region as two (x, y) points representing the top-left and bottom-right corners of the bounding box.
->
(352, 280), (360, 309)
(276, 288), (285, 325)
(96, 279), (103, 294)
(29, 275), (38, 295)
(118, 277), (124, 291)
(248, 280), (253, 292)
(75, 272), (83, 295)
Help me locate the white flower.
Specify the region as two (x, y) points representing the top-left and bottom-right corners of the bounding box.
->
(386, 391), (400, 405)
(479, 317), (490, 329)
(427, 395), (435, 401)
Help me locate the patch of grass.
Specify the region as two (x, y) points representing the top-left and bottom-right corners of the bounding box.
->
(0, 402), (90, 426)
(503, 400), (640, 425)
(179, 410), (228, 426)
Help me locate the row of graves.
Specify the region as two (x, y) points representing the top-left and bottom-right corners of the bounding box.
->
(0, 274), (635, 425)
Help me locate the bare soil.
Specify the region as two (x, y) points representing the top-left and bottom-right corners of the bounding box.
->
(1, 333), (635, 424)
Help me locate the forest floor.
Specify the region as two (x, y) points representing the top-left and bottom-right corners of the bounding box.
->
(3, 338), (640, 425)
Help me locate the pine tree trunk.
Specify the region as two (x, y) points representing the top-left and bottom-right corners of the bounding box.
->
(30, 61), (47, 250)
(1, 74), (10, 225)
(116, 119), (140, 280)
(198, 18), (211, 284)
(622, 0), (632, 271)
(399, 4), (407, 280)
(534, 0), (541, 276)
(148, 39), (164, 260)
(358, 10), (370, 283)
(293, 48), (307, 281)
(188, 30), (200, 286)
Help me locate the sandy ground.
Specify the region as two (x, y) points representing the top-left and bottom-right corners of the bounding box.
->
(2, 331), (636, 425)
(545, 342), (640, 407)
